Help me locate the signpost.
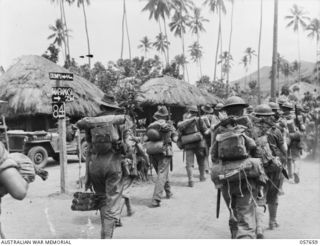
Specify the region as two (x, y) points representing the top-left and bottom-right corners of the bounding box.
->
(50, 72), (74, 193)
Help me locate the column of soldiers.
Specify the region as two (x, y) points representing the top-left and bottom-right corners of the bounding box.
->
(75, 94), (313, 239)
(1, 93), (317, 239)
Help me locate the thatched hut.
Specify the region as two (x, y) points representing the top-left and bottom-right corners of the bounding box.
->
(0, 55), (105, 131)
(137, 76), (219, 124)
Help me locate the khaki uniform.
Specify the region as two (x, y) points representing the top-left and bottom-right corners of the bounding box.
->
(149, 119), (177, 204)
(86, 116), (133, 239)
(183, 116), (209, 183)
(211, 118), (265, 239)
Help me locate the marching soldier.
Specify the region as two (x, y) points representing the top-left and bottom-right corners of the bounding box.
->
(280, 102), (304, 183)
(269, 101), (287, 195)
(201, 104), (214, 173)
(178, 106), (209, 187)
(78, 95), (134, 239)
(211, 96), (267, 239)
(253, 104), (287, 238)
(145, 106), (178, 207)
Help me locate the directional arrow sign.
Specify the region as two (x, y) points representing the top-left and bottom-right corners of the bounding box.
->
(52, 87), (74, 103)
(49, 72), (73, 81)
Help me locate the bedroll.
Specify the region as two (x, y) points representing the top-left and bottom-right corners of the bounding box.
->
(211, 158), (263, 186)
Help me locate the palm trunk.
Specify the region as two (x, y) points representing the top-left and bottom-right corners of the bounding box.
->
(257, 0), (263, 103)
(120, 0), (125, 59)
(197, 34), (203, 78)
(81, 2), (91, 68)
(297, 29), (301, 82)
(271, 0), (278, 100)
(163, 17), (170, 64)
(219, 8), (223, 82)
(316, 39), (320, 85)
(227, 1), (234, 95)
(124, 0), (131, 59)
(61, 0), (70, 61)
(213, 14), (221, 82)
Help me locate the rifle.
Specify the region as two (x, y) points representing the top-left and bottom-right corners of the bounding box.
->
(294, 105), (302, 132)
(216, 188), (221, 219)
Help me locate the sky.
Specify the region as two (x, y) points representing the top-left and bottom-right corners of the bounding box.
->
(0, 0), (319, 83)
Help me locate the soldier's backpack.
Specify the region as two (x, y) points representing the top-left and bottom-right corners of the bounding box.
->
(177, 117), (207, 147)
(76, 115), (127, 155)
(145, 121), (171, 155)
(90, 123), (120, 154)
(216, 127), (249, 161)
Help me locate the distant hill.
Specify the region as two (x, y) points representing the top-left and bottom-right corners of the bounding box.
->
(230, 61), (316, 96)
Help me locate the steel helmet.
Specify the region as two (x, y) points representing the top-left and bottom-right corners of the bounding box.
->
(281, 101), (294, 110)
(277, 97), (286, 106)
(269, 102), (280, 111)
(254, 104), (274, 116)
(215, 103), (224, 111)
(247, 105), (254, 113)
(222, 96), (248, 109)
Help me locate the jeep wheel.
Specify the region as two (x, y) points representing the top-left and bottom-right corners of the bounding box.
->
(80, 141), (88, 162)
(28, 146), (49, 168)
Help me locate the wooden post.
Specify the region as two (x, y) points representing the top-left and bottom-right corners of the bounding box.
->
(77, 129), (82, 188)
(56, 79), (68, 193)
(2, 116), (9, 152)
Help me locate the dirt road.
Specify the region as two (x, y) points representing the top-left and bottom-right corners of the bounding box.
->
(2, 150), (320, 239)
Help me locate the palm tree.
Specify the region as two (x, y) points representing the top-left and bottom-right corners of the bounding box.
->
(271, 0), (278, 100)
(142, 0), (172, 64)
(285, 4), (310, 81)
(281, 61), (292, 83)
(69, 0), (92, 67)
(218, 51), (233, 82)
(169, 10), (189, 81)
(244, 47), (256, 83)
(226, 0), (234, 93)
(120, 0), (132, 59)
(48, 19), (69, 62)
(174, 54), (188, 79)
(306, 18), (320, 84)
(49, 0), (71, 64)
(189, 6), (208, 79)
(153, 32), (170, 63)
(203, 0), (226, 82)
(138, 36), (153, 58)
(189, 41), (203, 77)
(257, 0), (263, 103)
(240, 55), (249, 89)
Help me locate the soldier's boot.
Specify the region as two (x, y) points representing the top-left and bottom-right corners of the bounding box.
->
(256, 206), (265, 239)
(186, 167), (194, 187)
(268, 204), (279, 230)
(287, 160), (293, 180)
(124, 197), (134, 216)
(278, 175), (285, 195)
(101, 219), (115, 239)
(229, 219), (238, 239)
(199, 163), (206, 182)
(293, 161), (300, 184)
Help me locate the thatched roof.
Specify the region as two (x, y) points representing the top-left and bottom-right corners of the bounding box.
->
(137, 76), (218, 107)
(0, 55), (105, 117)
